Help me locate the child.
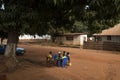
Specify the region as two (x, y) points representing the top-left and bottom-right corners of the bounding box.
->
(56, 52), (63, 67)
(52, 53), (58, 65)
(66, 52), (72, 66)
(62, 52), (68, 68)
(46, 51), (53, 67)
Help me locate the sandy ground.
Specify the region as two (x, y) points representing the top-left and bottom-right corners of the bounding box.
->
(1, 43), (120, 80)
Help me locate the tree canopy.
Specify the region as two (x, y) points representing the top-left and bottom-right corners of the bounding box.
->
(83, 0), (120, 34)
(0, 0), (120, 35)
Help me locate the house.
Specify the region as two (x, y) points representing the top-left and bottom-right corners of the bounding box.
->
(19, 34), (51, 40)
(83, 24), (120, 51)
(93, 24), (120, 43)
(55, 33), (87, 46)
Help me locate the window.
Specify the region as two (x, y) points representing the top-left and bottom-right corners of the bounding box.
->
(107, 36), (111, 40)
(66, 36), (73, 40)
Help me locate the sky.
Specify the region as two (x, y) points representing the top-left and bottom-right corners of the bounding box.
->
(0, 3), (5, 10)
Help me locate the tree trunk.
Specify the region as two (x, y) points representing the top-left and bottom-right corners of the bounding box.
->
(51, 35), (56, 43)
(4, 31), (19, 72)
(1, 38), (4, 45)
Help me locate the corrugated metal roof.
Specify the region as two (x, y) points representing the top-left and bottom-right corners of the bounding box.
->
(94, 24), (120, 36)
(63, 33), (86, 36)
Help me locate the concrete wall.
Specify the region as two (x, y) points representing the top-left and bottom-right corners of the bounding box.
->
(56, 34), (87, 46)
(56, 36), (74, 45)
(101, 36), (120, 42)
(73, 35), (80, 45)
(79, 35), (87, 46)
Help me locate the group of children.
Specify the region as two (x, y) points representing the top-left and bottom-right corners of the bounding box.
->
(46, 51), (71, 68)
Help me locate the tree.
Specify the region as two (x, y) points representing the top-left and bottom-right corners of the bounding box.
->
(83, 0), (120, 34)
(47, 0), (87, 42)
(0, 0), (49, 71)
(0, 30), (7, 44)
(0, 0), (120, 71)
(0, 0), (85, 71)
(71, 21), (88, 33)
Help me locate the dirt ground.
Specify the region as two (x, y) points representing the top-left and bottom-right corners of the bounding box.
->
(1, 42), (120, 80)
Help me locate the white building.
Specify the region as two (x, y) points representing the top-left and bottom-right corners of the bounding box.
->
(56, 33), (87, 46)
(94, 24), (120, 42)
(19, 34), (51, 40)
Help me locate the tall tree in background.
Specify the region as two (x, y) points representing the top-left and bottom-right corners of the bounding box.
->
(83, 0), (120, 34)
(71, 21), (88, 33)
(46, 0), (86, 42)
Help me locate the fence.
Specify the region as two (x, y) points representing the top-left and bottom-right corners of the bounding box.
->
(83, 41), (120, 51)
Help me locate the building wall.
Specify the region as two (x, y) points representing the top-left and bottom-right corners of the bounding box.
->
(56, 34), (87, 46)
(56, 36), (74, 45)
(55, 36), (73, 45)
(73, 35), (80, 45)
(62, 36), (73, 45)
(79, 35), (87, 46)
(73, 35), (87, 46)
(101, 36), (120, 42)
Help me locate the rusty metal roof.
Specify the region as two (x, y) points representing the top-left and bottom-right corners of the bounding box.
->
(94, 24), (120, 36)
